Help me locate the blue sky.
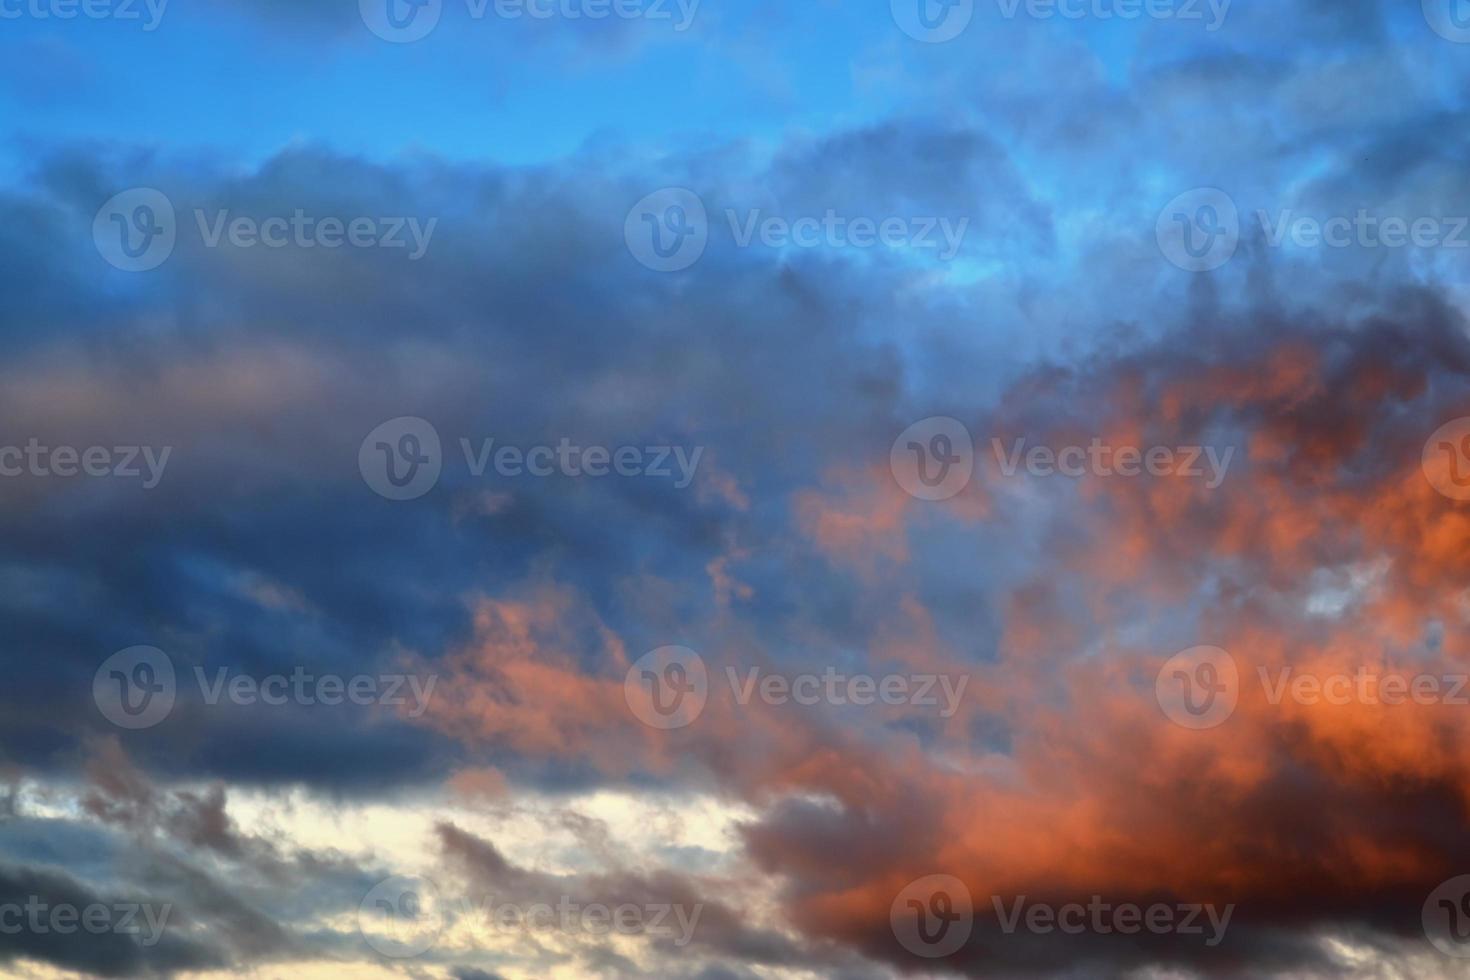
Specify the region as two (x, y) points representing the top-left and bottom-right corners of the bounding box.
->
(7, 0), (1443, 171)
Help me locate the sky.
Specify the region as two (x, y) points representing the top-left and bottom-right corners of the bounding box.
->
(5, 0), (1470, 977)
